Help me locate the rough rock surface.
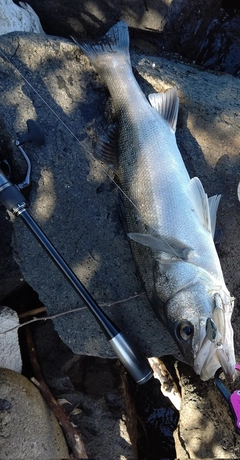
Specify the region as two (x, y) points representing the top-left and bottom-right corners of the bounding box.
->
(0, 0), (44, 35)
(14, 0), (172, 37)
(174, 362), (240, 459)
(1, 28), (240, 459)
(20, 0), (221, 41)
(0, 367), (69, 459)
(19, 0), (240, 78)
(0, 306), (22, 372)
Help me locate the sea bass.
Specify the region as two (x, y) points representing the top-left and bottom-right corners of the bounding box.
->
(72, 21), (236, 380)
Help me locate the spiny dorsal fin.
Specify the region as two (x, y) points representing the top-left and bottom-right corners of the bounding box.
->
(95, 124), (118, 169)
(188, 177), (221, 237)
(148, 87), (179, 132)
(128, 232), (192, 260)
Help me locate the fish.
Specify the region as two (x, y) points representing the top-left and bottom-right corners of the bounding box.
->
(72, 21), (236, 381)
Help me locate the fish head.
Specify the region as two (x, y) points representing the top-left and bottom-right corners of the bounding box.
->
(155, 277), (236, 381)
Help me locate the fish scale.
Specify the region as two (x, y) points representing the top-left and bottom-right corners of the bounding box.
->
(72, 21), (235, 381)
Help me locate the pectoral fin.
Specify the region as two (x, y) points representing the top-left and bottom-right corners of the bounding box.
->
(128, 232), (192, 260)
(95, 124), (118, 169)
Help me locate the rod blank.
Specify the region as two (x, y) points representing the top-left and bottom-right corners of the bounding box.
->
(0, 169), (153, 384)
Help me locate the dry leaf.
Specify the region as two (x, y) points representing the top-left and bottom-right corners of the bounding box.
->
(57, 398), (72, 406)
(70, 407), (82, 416)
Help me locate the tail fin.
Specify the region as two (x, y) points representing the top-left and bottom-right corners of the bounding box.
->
(71, 21), (130, 68)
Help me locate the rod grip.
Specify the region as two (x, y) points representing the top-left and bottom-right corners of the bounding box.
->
(0, 171), (26, 212)
(109, 332), (153, 384)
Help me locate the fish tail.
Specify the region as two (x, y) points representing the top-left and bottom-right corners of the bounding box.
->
(72, 21), (130, 71)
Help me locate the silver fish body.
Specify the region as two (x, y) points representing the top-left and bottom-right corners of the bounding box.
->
(73, 21), (236, 380)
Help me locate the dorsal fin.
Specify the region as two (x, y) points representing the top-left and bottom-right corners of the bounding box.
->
(188, 177), (221, 237)
(148, 87), (179, 132)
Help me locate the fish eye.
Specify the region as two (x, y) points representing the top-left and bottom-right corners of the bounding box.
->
(177, 321), (194, 341)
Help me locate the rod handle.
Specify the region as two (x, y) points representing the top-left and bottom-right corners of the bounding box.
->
(109, 332), (153, 384)
(0, 170), (26, 212)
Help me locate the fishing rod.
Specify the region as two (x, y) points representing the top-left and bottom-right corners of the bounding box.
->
(0, 119), (153, 385)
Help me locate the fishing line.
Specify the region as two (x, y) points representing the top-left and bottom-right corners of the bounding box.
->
(0, 45), (181, 260)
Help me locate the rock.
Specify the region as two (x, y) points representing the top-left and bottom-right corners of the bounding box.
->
(0, 306), (22, 372)
(15, 0), (171, 37)
(22, 0), (240, 78)
(174, 363), (240, 458)
(0, 368), (69, 459)
(163, 0), (222, 56)
(17, 0), (222, 43)
(0, 0), (45, 35)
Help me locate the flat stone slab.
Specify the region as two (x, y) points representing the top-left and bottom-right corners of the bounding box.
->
(0, 33), (240, 370)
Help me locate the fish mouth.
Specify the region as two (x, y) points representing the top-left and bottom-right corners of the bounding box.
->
(193, 317), (236, 381)
(194, 341), (235, 381)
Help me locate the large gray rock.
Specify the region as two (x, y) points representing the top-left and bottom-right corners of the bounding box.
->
(0, 368), (69, 459)
(18, 0), (221, 42)
(14, 0), (172, 37)
(0, 32), (240, 365)
(0, 0), (44, 35)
